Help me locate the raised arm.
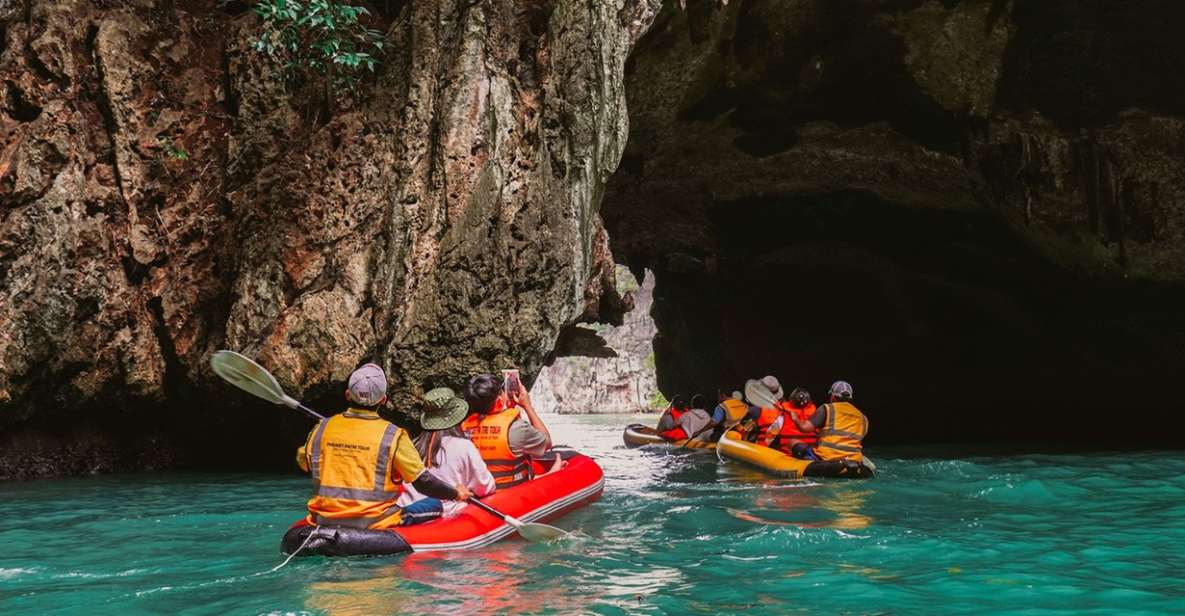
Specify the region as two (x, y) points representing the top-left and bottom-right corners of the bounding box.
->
(514, 381), (553, 449)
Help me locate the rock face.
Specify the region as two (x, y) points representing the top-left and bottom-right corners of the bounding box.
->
(0, 0), (661, 478)
(604, 0), (1185, 445)
(532, 267), (660, 414)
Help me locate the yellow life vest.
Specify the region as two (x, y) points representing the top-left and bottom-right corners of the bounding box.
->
(304, 410), (407, 529)
(815, 402), (868, 462)
(462, 405), (533, 487)
(720, 399), (750, 424)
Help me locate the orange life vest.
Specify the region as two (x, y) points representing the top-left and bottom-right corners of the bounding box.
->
(814, 402), (868, 462)
(754, 406), (783, 446)
(658, 407), (689, 440)
(462, 404), (533, 487)
(304, 410), (407, 529)
(779, 402), (818, 446)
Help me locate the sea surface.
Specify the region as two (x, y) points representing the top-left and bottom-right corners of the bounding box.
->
(2, 413), (1183, 615)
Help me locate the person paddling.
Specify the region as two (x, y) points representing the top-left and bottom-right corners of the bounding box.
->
(781, 381), (869, 463)
(745, 376), (788, 447)
(397, 387), (496, 520)
(462, 372), (555, 488)
(296, 364), (472, 529)
(658, 394), (714, 442)
(709, 390), (749, 440)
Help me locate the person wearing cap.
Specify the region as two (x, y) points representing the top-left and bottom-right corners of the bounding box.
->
(781, 380), (869, 463)
(296, 363), (473, 529)
(778, 387), (819, 458)
(462, 372), (554, 488)
(396, 387), (497, 520)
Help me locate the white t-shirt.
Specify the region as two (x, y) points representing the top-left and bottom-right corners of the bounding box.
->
(398, 435), (497, 518)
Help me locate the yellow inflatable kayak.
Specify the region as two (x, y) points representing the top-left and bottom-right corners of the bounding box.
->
(717, 429), (874, 479)
(622, 424), (716, 451)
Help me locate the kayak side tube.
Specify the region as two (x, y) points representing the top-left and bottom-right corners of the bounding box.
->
(717, 430), (874, 479)
(281, 451), (604, 556)
(622, 424), (716, 451)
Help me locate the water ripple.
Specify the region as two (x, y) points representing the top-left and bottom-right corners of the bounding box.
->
(1, 414), (1184, 614)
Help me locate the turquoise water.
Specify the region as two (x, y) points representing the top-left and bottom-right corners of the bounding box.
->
(2, 413), (1184, 615)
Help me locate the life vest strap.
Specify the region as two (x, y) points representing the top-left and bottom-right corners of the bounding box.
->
(372, 424), (400, 493)
(316, 484), (402, 502)
(817, 440), (862, 453)
(485, 457), (532, 486)
(309, 419), (330, 481)
(820, 428), (865, 440)
(313, 501), (403, 528)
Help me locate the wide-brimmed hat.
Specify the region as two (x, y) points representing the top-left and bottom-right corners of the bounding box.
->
(420, 387), (470, 430)
(745, 376), (784, 408)
(760, 375), (784, 400)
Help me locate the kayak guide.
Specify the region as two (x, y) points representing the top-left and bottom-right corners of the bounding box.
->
(209, 351), (601, 558)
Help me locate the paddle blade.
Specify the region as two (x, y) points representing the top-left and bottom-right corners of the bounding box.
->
(744, 379), (777, 409)
(210, 350), (297, 408)
(516, 522), (570, 542)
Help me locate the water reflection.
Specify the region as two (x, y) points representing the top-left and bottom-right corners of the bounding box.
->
(303, 567), (415, 616)
(303, 542), (623, 616)
(725, 477), (874, 531)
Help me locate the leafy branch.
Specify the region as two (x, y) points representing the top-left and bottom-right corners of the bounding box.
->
(251, 0), (386, 97)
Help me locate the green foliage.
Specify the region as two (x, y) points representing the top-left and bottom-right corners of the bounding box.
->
(251, 0), (386, 94)
(643, 351), (656, 371)
(648, 389), (669, 410)
(157, 136), (189, 161)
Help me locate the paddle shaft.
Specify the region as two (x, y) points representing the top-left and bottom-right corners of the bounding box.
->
(467, 496), (519, 526)
(294, 402), (326, 422)
(679, 421), (717, 449)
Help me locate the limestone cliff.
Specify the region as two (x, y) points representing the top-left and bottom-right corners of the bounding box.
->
(532, 267), (660, 414)
(0, 0), (660, 478)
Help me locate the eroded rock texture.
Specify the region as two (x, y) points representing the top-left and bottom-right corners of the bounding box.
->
(0, 0), (660, 478)
(605, 0), (1185, 446)
(532, 267), (660, 414)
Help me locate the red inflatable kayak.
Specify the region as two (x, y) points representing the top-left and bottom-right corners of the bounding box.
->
(281, 451), (603, 556)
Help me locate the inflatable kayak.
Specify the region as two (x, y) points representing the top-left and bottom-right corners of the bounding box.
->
(717, 429), (874, 479)
(280, 450), (603, 556)
(622, 423), (715, 450)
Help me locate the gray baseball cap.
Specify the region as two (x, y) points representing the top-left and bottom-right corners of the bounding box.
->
(348, 363), (388, 406)
(828, 380), (853, 399)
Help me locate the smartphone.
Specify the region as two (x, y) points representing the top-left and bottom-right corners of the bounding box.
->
(502, 369), (521, 402)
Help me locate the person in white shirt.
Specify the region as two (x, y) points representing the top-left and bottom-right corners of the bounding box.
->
(397, 387), (496, 520)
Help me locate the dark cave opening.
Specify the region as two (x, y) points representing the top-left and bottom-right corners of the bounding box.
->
(640, 191), (1185, 448)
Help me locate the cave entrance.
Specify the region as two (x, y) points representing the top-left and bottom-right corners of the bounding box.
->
(628, 191), (1185, 447)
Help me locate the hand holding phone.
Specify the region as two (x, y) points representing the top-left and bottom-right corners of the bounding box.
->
(502, 369), (521, 402)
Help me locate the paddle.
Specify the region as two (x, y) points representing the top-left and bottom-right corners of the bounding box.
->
(212, 350), (573, 543)
(210, 350), (326, 421)
(740, 380), (781, 447)
(678, 417), (717, 450)
(467, 496), (570, 542)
